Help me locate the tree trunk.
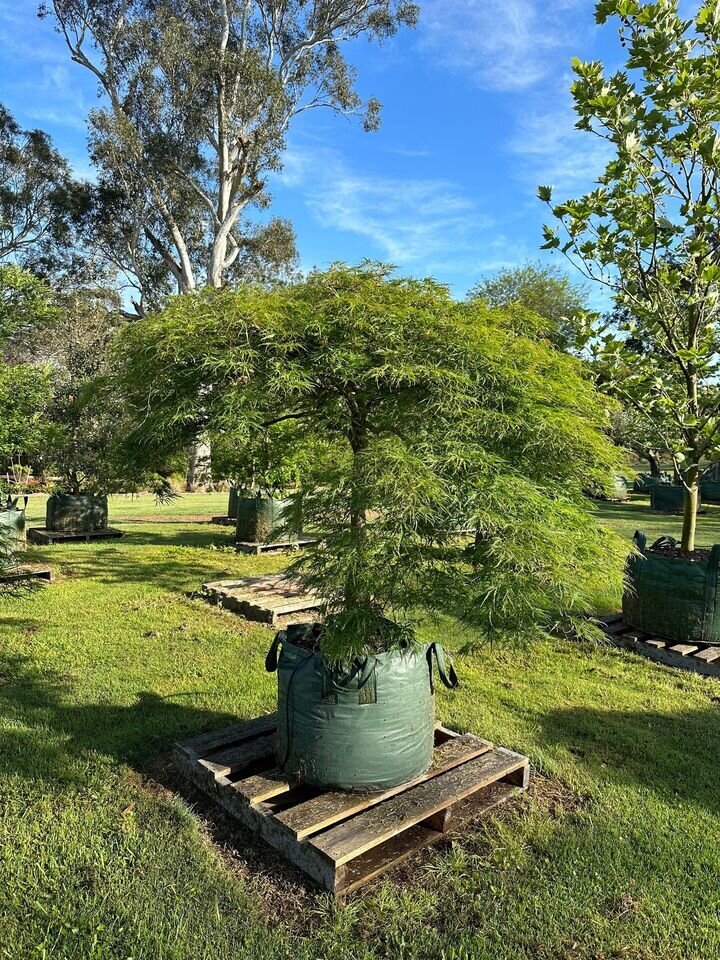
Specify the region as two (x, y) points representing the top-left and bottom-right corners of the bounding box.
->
(645, 450), (661, 477)
(681, 464), (699, 553)
(185, 442), (200, 493)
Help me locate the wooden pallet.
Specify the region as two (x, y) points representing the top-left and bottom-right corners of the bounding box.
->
(235, 535), (320, 555)
(199, 574), (325, 625)
(0, 564), (53, 585)
(601, 614), (720, 677)
(174, 714), (529, 896)
(27, 527), (124, 545)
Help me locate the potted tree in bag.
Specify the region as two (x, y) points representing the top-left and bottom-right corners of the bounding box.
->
(541, 2), (720, 645)
(210, 426), (317, 546)
(117, 265), (628, 791)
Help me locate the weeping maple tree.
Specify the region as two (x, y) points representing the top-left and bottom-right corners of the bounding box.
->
(115, 264), (627, 653)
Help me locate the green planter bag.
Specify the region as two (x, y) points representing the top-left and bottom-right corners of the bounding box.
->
(701, 480), (720, 504)
(227, 487), (240, 520)
(623, 531), (720, 644)
(633, 472), (671, 493)
(46, 494), (109, 533)
(266, 623), (459, 792)
(235, 496), (289, 543)
(0, 498), (26, 550)
(650, 484), (696, 513)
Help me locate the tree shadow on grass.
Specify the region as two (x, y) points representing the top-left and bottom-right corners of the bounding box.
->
(23, 542), (241, 593)
(0, 652), (259, 786)
(540, 701), (720, 814)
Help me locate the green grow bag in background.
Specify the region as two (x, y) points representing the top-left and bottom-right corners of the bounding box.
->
(227, 487), (240, 520)
(0, 499), (26, 549)
(235, 496), (289, 543)
(266, 623), (459, 792)
(46, 494), (108, 533)
(612, 476), (629, 500)
(623, 532), (720, 644)
(650, 484), (697, 513)
(701, 479), (720, 503)
(634, 472), (672, 493)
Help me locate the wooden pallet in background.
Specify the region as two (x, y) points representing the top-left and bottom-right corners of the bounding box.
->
(601, 614), (720, 677)
(174, 715), (529, 896)
(0, 564), (53, 585)
(235, 535), (320, 555)
(199, 574), (324, 625)
(27, 527), (124, 546)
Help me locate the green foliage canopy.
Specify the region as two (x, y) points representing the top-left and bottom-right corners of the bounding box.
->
(469, 260), (590, 352)
(541, 0), (720, 550)
(116, 264), (627, 656)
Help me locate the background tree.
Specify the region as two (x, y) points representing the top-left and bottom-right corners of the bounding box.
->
(540, 0), (720, 551)
(468, 261), (590, 352)
(0, 266), (54, 482)
(9, 285), (127, 493)
(0, 103), (79, 264)
(114, 264), (628, 652)
(44, 0), (419, 305)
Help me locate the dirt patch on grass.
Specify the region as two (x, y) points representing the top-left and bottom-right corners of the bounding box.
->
(528, 774), (592, 819)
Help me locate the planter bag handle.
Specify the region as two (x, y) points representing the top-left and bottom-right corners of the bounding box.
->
(265, 631), (284, 673)
(632, 530), (648, 554)
(426, 642), (460, 694)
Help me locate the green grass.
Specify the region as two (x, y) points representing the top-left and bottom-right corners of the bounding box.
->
(2, 493), (720, 959)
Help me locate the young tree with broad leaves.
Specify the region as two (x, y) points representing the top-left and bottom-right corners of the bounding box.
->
(540, 0), (720, 552)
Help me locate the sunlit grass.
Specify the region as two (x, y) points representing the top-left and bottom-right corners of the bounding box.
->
(1, 493), (719, 958)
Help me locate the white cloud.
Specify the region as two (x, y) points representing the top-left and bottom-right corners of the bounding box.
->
(419, 0), (589, 92)
(281, 147), (494, 275)
(509, 87), (612, 198)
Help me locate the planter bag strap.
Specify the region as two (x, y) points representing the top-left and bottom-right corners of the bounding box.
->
(322, 657), (377, 705)
(426, 643), (460, 694)
(265, 632), (284, 673)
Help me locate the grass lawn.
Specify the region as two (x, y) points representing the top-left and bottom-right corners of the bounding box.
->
(2, 492), (720, 959)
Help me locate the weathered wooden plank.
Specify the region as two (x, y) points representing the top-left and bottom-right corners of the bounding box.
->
(198, 733), (276, 778)
(337, 781), (522, 896)
(604, 619), (631, 636)
(232, 767), (294, 803)
(0, 565), (53, 585)
(311, 748), (527, 866)
(176, 714), (277, 760)
(693, 646), (720, 663)
(634, 639), (720, 678)
(236, 536), (320, 555)
(27, 527), (124, 545)
(642, 638), (667, 649)
(668, 643), (699, 656)
(275, 734), (493, 840)
(173, 745), (337, 890)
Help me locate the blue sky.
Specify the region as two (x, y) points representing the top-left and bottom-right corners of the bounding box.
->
(0, 0), (624, 299)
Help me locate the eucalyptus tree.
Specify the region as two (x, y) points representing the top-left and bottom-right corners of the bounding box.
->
(43, 0), (419, 301)
(0, 104), (78, 265)
(540, 0), (720, 552)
